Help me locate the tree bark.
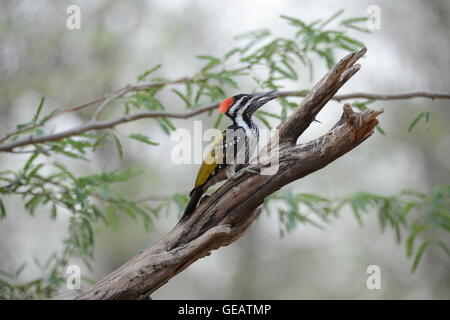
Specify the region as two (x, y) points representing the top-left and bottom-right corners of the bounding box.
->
(76, 47), (383, 300)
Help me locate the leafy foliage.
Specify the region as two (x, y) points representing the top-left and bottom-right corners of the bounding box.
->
(266, 186), (450, 272)
(0, 145), (181, 299)
(120, 10), (368, 130)
(0, 11), (447, 299)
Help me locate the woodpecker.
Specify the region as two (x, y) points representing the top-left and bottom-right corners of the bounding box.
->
(179, 90), (277, 222)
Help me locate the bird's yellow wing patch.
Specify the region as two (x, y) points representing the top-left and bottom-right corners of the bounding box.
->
(194, 130), (226, 188)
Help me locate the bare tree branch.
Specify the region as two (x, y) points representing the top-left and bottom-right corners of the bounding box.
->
(49, 88), (450, 123)
(0, 86), (446, 153)
(48, 88), (450, 123)
(55, 88), (450, 121)
(321, 91), (450, 101)
(76, 47), (383, 300)
(0, 45), (447, 153)
(54, 78), (191, 119)
(277, 47), (366, 143)
(0, 78), (190, 144)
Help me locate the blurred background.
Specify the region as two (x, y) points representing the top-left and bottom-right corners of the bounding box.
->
(0, 0), (449, 299)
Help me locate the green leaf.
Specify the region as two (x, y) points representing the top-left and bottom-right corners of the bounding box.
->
(15, 121), (34, 132)
(50, 145), (88, 160)
(129, 134), (159, 146)
(341, 16), (370, 33)
(171, 193), (189, 212)
(256, 110), (282, 120)
(91, 131), (110, 151)
(319, 9), (344, 29)
(15, 263), (27, 277)
(23, 153), (39, 173)
(315, 48), (335, 69)
(400, 202), (416, 219)
(270, 61), (296, 80)
(336, 34), (365, 48)
(111, 132), (124, 159)
(425, 111), (430, 128)
(408, 112), (426, 132)
(33, 97), (45, 122)
(411, 241), (430, 272)
(26, 164), (44, 183)
(50, 203), (57, 220)
(375, 125), (385, 135)
(197, 55), (221, 72)
(172, 88), (192, 108)
(224, 48), (241, 60)
(406, 224), (428, 258)
(280, 15), (308, 29)
(341, 23), (370, 33)
(137, 64), (162, 81)
(25, 195), (43, 215)
(341, 17), (369, 25)
(352, 100), (374, 111)
(234, 28), (271, 41)
(255, 114), (272, 130)
(117, 203), (137, 220)
(0, 199), (6, 219)
(350, 203), (363, 226)
(53, 162), (76, 181)
(38, 108), (60, 125)
(208, 73), (238, 88)
(156, 117), (176, 135)
(92, 205), (107, 225)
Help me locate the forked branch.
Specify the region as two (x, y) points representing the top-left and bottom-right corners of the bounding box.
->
(77, 47), (383, 300)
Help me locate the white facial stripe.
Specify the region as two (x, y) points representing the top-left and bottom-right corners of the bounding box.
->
(233, 95), (258, 117)
(240, 95), (258, 115)
(228, 96), (245, 116)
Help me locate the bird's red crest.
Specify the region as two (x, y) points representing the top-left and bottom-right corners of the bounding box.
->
(219, 97), (234, 114)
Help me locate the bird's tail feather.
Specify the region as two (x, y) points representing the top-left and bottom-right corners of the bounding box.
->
(178, 187), (203, 224)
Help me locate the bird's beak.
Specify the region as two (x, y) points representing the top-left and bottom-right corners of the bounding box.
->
(249, 90), (278, 114)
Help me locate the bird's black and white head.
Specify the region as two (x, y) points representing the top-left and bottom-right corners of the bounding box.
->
(218, 91), (277, 123)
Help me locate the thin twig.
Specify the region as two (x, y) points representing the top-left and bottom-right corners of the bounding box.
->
(0, 78), (191, 144)
(44, 88), (450, 122)
(56, 78), (190, 120)
(274, 90), (450, 101)
(0, 89), (449, 153)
